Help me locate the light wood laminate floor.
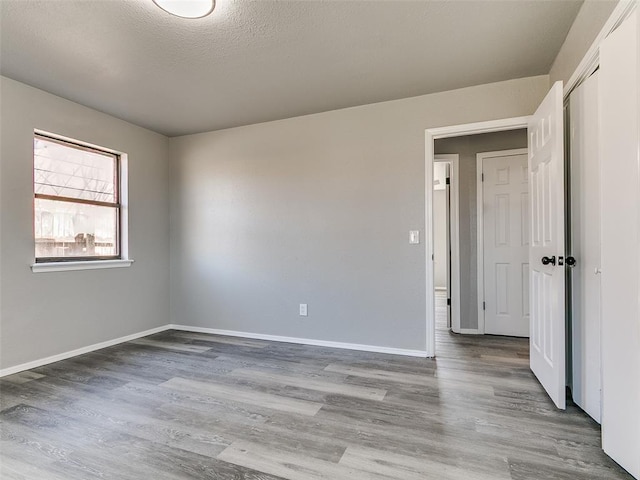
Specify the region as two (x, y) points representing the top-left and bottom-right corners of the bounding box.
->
(0, 293), (632, 479)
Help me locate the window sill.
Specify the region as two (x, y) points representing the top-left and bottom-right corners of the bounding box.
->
(31, 259), (134, 273)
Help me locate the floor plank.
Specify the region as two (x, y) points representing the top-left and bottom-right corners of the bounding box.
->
(230, 368), (388, 401)
(159, 376), (324, 416)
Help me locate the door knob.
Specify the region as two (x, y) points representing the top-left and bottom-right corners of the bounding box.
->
(541, 256), (556, 266)
(566, 256), (576, 267)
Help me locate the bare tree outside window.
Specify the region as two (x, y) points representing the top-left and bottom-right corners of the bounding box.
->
(34, 134), (120, 262)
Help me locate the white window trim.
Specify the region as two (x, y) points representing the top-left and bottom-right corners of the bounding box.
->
(31, 259), (134, 273)
(32, 131), (132, 272)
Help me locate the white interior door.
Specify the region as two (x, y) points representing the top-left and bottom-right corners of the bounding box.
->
(568, 71), (601, 423)
(528, 81), (566, 410)
(481, 151), (529, 337)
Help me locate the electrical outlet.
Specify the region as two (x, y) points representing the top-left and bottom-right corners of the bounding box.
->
(299, 303), (308, 316)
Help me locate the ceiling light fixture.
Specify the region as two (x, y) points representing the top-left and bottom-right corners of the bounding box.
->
(152, 0), (215, 19)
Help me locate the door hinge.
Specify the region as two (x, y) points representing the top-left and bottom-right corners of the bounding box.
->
(432, 253), (434, 261)
(447, 298), (451, 306)
(445, 177), (450, 185)
(483, 301), (486, 310)
(481, 173), (484, 182)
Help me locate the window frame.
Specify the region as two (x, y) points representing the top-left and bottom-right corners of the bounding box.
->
(33, 132), (123, 263)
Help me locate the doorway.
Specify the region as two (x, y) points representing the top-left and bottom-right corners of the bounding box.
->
(427, 83), (566, 409)
(425, 117), (530, 357)
(433, 155), (460, 333)
(431, 130), (528, 348)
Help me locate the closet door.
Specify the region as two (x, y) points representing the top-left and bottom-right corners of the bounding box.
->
(600, 7), (640, 478)
(568, 71), (601, 423)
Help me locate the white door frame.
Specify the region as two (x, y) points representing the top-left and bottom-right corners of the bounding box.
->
(476, 148), (528, 335)
(434, 154), (461, 333)
(425, 116), (530, 357)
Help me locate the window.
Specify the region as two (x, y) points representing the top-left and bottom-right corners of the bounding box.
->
(34, 133), (121, 262)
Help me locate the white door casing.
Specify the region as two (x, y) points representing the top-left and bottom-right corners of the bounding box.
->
(528, 81), (566, 410)
(445, 163), (452, 328)
(479, 150), (530, 337)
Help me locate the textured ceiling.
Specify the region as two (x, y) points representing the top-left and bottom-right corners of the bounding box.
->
(0, 0), (583, 137)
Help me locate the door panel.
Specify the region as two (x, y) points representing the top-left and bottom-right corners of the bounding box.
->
(482, 152), (529, 337)
(522, 263), (529, 318)
(599, 9), (640, 477)
(521, 192), (529, 246)
(569, 71), (601, 423)
(528, 81), (566, 410)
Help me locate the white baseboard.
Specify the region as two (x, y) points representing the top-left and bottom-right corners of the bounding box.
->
(0, 323), (429, 378)
(168, 324), (428, 357)
(457, 328), (482, 335)
(0, 325), (170, 377)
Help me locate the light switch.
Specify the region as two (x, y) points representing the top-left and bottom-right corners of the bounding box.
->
(409, 230), (420, 244)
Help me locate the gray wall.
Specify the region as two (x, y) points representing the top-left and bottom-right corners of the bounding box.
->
(433, 189), (447, 289)
(434, 130), (528, 330)
(169, 76), (548, 352)
(550, 0), (618, 85)
(0, 77), (170, 370)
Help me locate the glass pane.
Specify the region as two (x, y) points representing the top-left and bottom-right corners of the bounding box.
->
(34, 137), (116, 203)
(35, 198), (118, 259)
